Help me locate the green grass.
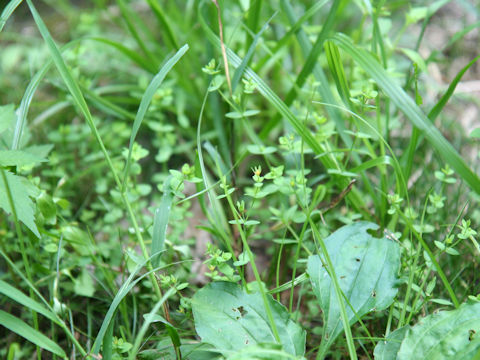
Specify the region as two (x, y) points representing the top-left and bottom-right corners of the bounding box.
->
(1, 0), (480, 359)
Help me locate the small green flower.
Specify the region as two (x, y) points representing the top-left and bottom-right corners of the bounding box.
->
(458, 219), (477, 239)
(202, 59), (220, 75)
(387, 193), (403, 215)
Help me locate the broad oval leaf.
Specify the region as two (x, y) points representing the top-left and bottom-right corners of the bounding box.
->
(307, 221), (400, 349)
(192, 282), (305, 356)
(379, 300), (480, 360)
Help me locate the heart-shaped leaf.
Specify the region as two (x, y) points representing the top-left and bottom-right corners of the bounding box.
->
(307, 221), (400, 351)
(374, 300), (480, 360)
(192, 282), (305, 357)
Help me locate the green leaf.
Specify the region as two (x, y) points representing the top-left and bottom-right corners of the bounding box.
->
(231, 12), (277, 92)
(307, 222), (400, 351)
(373, 326), (409, 360)
(142, 313), (181, 347)
(226, 343), (294, 360)
(152, 177), (173, 268)
(0, 0), (22, 32)
(0, 171), (40, 238)
(192, 282), (305, 356)
(0, 310), (66, 357)
(0, 280), (59, 324)
(73, 268), (95, 297)
(36, 192), (57, 225)
(324, 40), (353, 109)
(375, 300), (480, 360)
(471, 128), (480, 139)
(0, 104), (15, 135)
(331, 33), (480, 194)
(0, 150), (47, 167)
(122, 44), (189, 188)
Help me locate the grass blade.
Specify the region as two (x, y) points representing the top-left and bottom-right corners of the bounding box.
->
(0, 310), (66, 358)
(324, 40), (353, 109)
(128, 288), (176, 360)
(254, 0), (329, 71)
(429, 54), (480, 121)
(199, 6), (367, 214)
(232, 12), (276, 92)
(331, 32), (480, 194)
(244, 0), (263, 51)
(152, 177), (173, 268)
(0, 280), (59, 324)
(145, 0), (179, 49)
(91, 253), (165, 355)
(0, 0), (22, 32)
(262, 0), (351, 149)
(402, 54), (480, 179)
(115, 0), (157, 63)
(90, 36), (157, 73)
(26, 0), (171, 325)
(122, 44), (189, 189)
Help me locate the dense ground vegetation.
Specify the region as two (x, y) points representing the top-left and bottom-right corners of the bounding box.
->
(1, 0), (480, 359)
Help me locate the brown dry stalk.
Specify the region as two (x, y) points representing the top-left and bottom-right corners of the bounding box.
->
(212, 0), (232, 96)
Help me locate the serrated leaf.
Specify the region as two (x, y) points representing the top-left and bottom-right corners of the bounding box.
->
(307, 222), (400, 351)
(0, 150), (47, 167)
(192, 282), (305, 356)
(0, 170), (40, 237)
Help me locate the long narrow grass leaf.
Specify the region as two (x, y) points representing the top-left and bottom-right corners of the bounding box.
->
(199, 5), (367, 212)
(0, 280), (59, 324)
(128, 288), (176, 360)
(264, 0), (350, 149)
(90, 37), (156, 72)
(0, 0), (22, 32)
(26, 0), (122, 187)
(91, 253), (165, 355)
(152, 177), (173, 268)
(122, 44), (189, 188)
(324, 40), (353, 109)
(232, 12), (276, 92)
(402, 54), (480, 179)
(145, 0), (179, 49)
(331, 32), (480, 194)
(0, 310), (66, 358)
(429, 54), (480, 121)
(255, 0), (329, 71)
(115, 0), (156, 63)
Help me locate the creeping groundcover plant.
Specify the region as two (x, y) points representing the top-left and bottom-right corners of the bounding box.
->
(1, 0), (480, 359)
